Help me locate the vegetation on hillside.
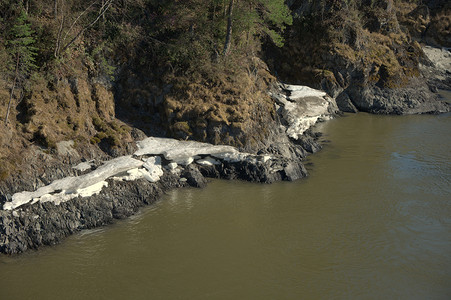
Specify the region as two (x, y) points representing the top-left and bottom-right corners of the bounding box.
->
(0, 0), (292, 88)
(269, 0), (450, 99)
(0, 0), (449, 178)
(0, 0), (293, 178)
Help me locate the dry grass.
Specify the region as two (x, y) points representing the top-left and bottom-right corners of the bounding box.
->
(161, 57), (277, 148)
(0, 68), (134, 181)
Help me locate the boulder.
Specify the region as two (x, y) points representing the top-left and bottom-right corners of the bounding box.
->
(182, 165), (207, 188)
(336, 92), (358, 113)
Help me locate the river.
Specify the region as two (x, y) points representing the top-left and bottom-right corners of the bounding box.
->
(1, 102), (450, 299)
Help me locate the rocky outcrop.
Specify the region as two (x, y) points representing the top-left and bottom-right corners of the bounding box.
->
(0, 143), (306, 254)
(0, 83), (334, 255)
(340, 79), (450, 114)
(270, 0), (451, 115)
(271, 84), (338, 139)
(399, 1), (451, 48)
(420, 46), (451, 90)
(115, 57), (279, 152)
(0, 178), (166, 254)
(1, 136), (307, 212)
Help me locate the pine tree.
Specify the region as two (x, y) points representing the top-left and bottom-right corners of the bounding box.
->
(260, 0), (293, 47)
(223, 0), (293, 55)
(4, 9), (37, 125)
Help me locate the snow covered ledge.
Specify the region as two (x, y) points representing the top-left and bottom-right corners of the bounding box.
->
(2, 84), (337, 211)
(420, 46), (451, 85)
(2, 156), (144, 210)
(1, 138), (272, 211)
(271, 83), (339, 140)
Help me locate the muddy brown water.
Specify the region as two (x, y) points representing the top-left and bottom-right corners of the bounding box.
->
(1, 106), (450, 299)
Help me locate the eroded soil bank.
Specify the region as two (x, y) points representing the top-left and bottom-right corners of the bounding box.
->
(0, 84), (338, 254)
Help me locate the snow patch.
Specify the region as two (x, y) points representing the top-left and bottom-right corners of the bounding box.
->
(142, 157), (164, 182)
(167, 162), (178, 170)
(3, 137), (278, 211)
(422, 46), (451, 73)
(273, 84), (337, 139)
(282, 84), (328, 99)
(3, 156), (143, 210)
(196, 156), (221, 166)
(135, 137), (239, 164)
(73, 161), (94, 172)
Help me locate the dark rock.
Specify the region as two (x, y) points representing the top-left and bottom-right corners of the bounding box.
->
(429, 85), (439, 93)
(197, 164), (221, 179)
(0, 143), (314, 254)
(298, 136), (322, 154)
(0, 177), (171, 254)
(320, 77), (343, 98)
(283, 161), (307, 181)
(182, 165), (208, 188)
(336, 92), (358, 113)
(346, 80), (450, 114)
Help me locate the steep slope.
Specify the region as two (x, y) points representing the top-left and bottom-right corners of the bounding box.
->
(268, 0), (450, 114)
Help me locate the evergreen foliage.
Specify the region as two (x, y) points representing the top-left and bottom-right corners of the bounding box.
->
(7, 10), (37, 78)
(250, 0), (293, 47)
(0, 1), (292, 79)
(130, 0), (292, 72)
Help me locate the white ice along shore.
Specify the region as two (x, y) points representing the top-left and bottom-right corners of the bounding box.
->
(2, 156), (144, 211)
(421, 46), (451, 82)
(2, 138), (259, 211)
(2, 84), (334, 211)
(271, 83), (338, 140)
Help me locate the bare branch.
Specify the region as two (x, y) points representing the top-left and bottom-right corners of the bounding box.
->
(54, 0), (65, 58)
(60, 0), (113, 54)
(5, 54), (20, 125)
(61, 0), (98, 46)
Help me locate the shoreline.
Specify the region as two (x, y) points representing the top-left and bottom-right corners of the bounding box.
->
(0, 84), (337, 255)
(1, 77), (449, 255)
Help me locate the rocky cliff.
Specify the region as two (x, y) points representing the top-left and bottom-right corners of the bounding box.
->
(269, 0), (450, 114)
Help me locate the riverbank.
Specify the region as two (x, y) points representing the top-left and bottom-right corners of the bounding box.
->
(1, 1), (450, 256)
(0, 84), (338, 254)
(1, 110), (450, 299)
(1, 72), (450, 254)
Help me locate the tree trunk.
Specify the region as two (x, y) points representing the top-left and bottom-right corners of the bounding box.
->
(387, 0), (393, 12)
(54, 0), (58, 19)
(54, 2), (64, 58)
(5, 54), (20, 125)
(101, 0), (106, 23)
(61, 0), (113, 54)
(222, 0), (234, 56)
